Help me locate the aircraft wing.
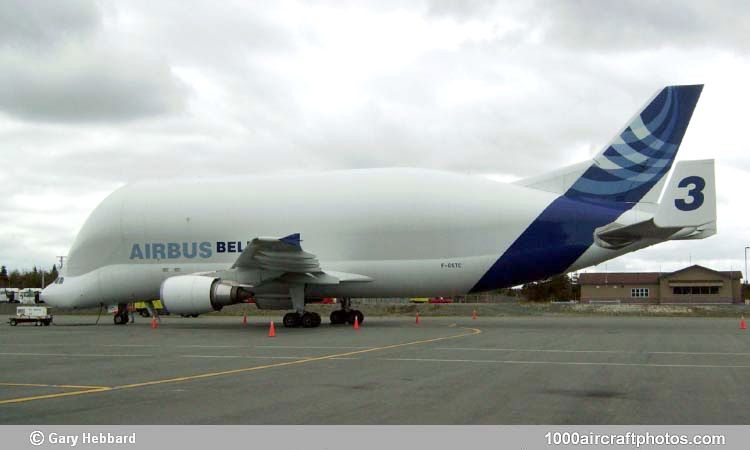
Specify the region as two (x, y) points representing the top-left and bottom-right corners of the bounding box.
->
(231, 233), (373, 285)
(232, 233), (319, 272)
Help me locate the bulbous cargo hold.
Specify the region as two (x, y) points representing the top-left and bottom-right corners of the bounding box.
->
(50, 168), (561, 306)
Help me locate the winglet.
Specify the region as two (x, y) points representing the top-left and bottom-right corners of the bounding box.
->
(279, 233), (302, 249)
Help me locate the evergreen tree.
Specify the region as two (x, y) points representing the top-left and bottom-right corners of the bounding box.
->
(9, 269), (21, 288)
(521, 274), (575, 302)
(2, 266), (62, 288)
(0, 265), (8, 288)
(29, 266), (40, 288)
(49, 264), (58, 286)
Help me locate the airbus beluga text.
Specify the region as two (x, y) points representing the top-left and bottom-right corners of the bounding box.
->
(42, 85), (715, 328)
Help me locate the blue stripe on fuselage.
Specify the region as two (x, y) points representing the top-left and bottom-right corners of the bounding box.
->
(469, 196), (629, 292)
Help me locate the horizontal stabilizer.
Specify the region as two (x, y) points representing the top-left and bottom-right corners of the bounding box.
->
(595, 219), (681, 249)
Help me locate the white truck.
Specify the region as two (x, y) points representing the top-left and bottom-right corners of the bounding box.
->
(18, 288), (42, 304)
(9, 306), (53, 326)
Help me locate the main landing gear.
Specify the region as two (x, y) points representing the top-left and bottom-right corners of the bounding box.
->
(282, 311), (322, 328)
(329, 297), (364, 326)
(281, 287), (365, 328)
(282, 284), (323, 328)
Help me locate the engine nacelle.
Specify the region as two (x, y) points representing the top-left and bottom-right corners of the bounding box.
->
(160, 275), (252, 315)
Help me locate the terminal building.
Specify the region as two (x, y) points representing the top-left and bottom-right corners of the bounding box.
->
(579, 265), (744, 304)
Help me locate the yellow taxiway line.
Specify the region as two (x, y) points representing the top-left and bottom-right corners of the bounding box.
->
(0, 382), (110, 389)
(115, 327), (481, 389)
(0, 384), (112, 405)
(0, 326), (481, 405)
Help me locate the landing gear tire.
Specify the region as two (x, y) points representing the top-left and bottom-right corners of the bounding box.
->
(330, 310), (347, 325)
(346, 310), (364, 325)
(113, 313), (127, 325)
(301, 312), (321, 328)
(283, 312), (301, 328)
(9, 318), (17, 326)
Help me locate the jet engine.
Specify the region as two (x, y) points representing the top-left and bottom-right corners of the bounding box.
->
(160, 275), (252, 315)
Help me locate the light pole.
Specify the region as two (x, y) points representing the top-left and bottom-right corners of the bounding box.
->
(745, 246), (749, 286)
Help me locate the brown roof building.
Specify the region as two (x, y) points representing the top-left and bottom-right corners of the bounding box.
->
(578, 265), (743, 304)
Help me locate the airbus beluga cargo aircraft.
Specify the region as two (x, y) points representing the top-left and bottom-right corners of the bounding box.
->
(42, 85), (715, 328)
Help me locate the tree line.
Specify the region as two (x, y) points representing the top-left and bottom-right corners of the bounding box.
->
(0, 265), (58, 289)
(521, 274), (581, 302)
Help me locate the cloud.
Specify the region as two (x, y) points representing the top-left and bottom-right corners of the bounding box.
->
(0, 0), (187, 123)
(425, 0), (504, 19)
(0, 46), (186, 122)
(0, 0), (99, 47)
(532, 0), (750, 53)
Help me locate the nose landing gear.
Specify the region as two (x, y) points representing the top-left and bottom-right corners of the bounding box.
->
(113, 306), (129, 325)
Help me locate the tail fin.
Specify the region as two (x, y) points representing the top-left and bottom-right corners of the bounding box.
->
(564, 84), (703, 204)
(654, 159), (716, 229)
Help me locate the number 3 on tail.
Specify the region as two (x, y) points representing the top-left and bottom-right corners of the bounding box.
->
(675, 176), (705, 211)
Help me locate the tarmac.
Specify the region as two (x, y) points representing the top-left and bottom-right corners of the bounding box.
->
(1, 314), (749, 424)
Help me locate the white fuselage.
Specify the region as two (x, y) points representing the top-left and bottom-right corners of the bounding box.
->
(42, 168), (635, 308)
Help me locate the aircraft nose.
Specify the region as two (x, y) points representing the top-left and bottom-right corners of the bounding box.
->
(40, 285), (61, 307)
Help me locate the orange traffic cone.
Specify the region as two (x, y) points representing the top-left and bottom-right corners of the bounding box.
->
(472, 310), (477, 320)
(354, 315), (360, 330)
(741, 315), (747, 330)
(268, 321), (276, 337)
(242, 312), (248, 326)
(151, 316), (158, 329)
(415, 311), (420, 325)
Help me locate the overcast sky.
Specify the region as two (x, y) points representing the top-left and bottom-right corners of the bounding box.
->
(1, 0), (748, 278)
